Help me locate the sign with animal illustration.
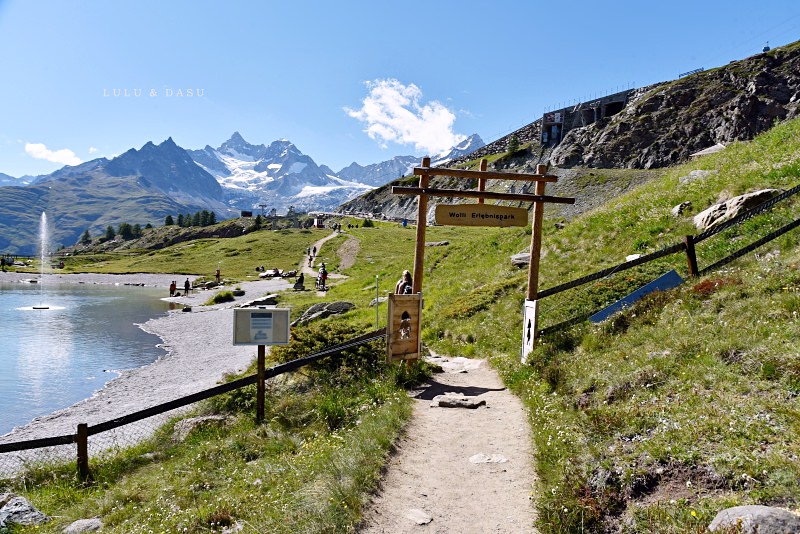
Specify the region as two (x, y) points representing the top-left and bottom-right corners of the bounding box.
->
(387, 294), (423, 362)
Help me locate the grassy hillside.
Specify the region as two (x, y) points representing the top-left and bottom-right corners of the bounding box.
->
(415, 116), (800, 532)
(4, 117), (800, 532)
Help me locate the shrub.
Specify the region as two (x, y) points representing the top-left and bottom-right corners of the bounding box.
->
(205, 290), (235, 305)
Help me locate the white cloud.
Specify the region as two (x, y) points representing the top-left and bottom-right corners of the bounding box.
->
(25, 143), (82, 166)
(345, 79), (466, 155)
(88, 147), (99, 154)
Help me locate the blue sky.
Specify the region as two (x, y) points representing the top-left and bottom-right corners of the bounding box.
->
(1, 0), (799, 178)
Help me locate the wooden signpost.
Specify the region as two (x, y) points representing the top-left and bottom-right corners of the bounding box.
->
(391, 158), (575, 363)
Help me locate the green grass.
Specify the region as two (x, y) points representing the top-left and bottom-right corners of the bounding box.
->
(22, 226), (323, 283)
(4, 322), (426, 533)
(5, 116), (800, 533)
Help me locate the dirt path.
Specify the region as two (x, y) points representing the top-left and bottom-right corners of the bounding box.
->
(301, 231), (349, 293)
(358, 355), (538, 533)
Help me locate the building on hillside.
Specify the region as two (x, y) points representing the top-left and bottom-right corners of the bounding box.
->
(541, 88), (637, 145)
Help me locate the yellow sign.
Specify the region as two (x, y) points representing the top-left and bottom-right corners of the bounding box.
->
(435, 203), (528, 227)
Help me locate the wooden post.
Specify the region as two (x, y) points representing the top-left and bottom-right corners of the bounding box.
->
(256, 345), (265, 424)
(412, 157), (430, 293)
(526, 164), (548, 300)
(478, 158), (487, 204)
(684, 235), (699, 277)
(77, 423), (92, 484)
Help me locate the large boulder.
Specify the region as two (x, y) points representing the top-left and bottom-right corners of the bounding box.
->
(708, 505), (800, 533)
(0, 493), (49, 529)
(693, 189), (782, 230)
(172, 415), (231, 443)
(291, 302), (355, 326)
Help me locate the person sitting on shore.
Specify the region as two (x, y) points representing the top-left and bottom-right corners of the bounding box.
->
(293, 272), (305, 291)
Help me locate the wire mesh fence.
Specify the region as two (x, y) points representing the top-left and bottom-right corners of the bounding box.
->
(0, 401), (202, 480)
(0, 329), (386, 482)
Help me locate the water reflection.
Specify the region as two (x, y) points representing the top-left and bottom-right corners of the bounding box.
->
(0, 283), (170, 435)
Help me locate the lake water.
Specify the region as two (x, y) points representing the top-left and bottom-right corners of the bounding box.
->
(0, 282), (172, 436)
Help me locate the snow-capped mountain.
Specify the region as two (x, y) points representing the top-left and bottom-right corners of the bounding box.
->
(335, 134), (485, 187)
(431, 134), (485, 166)
(0, 173), (19, 187)
(188, 132), (374, 213)
(337, 155), (420, 187)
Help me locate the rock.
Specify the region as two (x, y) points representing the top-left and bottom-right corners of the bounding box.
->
(679, 169), (717, 184)
(693, 189), (782, 230)
(291, 301), (355, 326)
(511, 252), (530, 267)
(231, 289), (245, 297)
(182, 306), (192, 312)
(426, 241), (449, 247)
(369, 296), (388, 307)
(708, 505), (800, 533)
(671, 201), (692, 216)
(431, 394), (486, 409)
(63, 517), (103, 532)
(405, 508), (433, 525)
(240, 294), (280, 307)
(172, 415), (230, 443)
(468, 453), (509, 464)
(0, 494), (49, 528)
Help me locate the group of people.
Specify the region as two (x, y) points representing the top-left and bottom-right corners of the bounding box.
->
(169, 279), (191, 297)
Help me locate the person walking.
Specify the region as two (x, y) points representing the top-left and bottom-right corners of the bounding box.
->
(184, 278), (191, 295)
(318, 262), (328, 290)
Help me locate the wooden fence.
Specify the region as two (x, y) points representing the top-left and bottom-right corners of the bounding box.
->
(0, 328), (386, 483)
(536, 181), (800, 336)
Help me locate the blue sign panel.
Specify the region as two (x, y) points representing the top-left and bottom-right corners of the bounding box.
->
(590, 269), (683, 323)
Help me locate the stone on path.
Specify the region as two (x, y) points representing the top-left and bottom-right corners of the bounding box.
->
(431, 394), (486, 409)
(405, 508), (433, 525)
(469, 453), (509, 464)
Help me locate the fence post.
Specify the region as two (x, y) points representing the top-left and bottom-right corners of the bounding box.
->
(257, 345), (265, 424)
(77, 423), (92, 484)
(684, 235), (699, 277)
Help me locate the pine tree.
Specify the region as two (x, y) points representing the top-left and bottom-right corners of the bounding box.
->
(165, 215), (175, 226)
(105, 225), (116, 241)
(118, 223), (133, 240)
(80, 229), (91, 245)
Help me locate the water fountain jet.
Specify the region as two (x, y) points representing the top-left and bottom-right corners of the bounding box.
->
(32, 212), (50, 309)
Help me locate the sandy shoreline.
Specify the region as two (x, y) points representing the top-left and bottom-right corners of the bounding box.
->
(0, 272), (291, 444)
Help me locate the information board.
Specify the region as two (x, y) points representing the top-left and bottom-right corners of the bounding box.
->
(232, 308), (290, 345)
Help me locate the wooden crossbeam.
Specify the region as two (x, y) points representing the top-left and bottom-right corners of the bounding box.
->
(413, 166), (558, 183)
(392, 186), (575, 205)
